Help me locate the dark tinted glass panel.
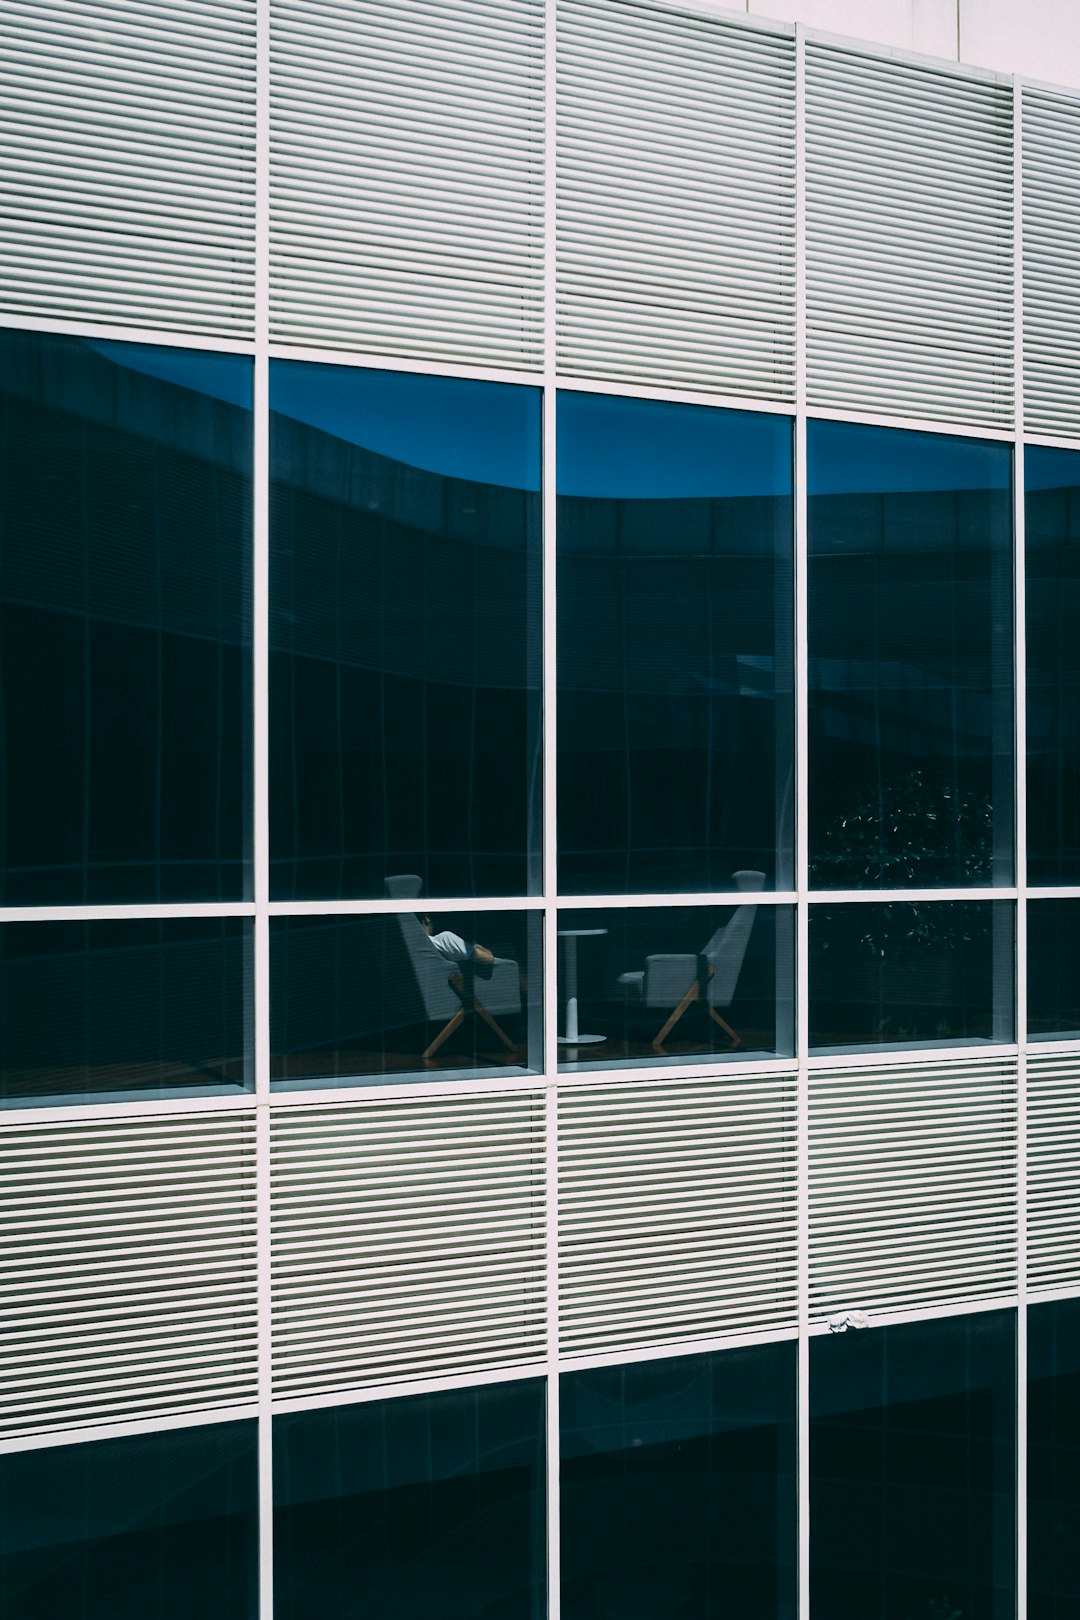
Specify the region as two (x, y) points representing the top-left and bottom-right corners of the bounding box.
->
(808, 900), (1014, 1051)
(1027, 447), (1080, 883)
(1030, 1298), (1080, 1620)
(0, 329), (252, 903)
(561, 1342), (796, 1620)
(1028, 900), (1080, 1039)
(556, 899), (793, 1071)
(1, 917), (252, 1105)
(557, 393), (793, 894)
(271, 904), (541, 1087)
(270, 364), (541, 900)
(808, 422), (1013, 888)
(274, 1379), (546, 1620)
(0, 1420), (257, 1620)
(811, 1312), (1016, 1620)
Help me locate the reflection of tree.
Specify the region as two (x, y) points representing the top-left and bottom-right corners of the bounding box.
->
(906, 1594), (963, 1620)
(813, 769), (993, 963)
(814, 768), (993, 889)
(813, 772), (993, 988)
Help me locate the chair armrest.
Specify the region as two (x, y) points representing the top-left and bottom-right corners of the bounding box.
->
(641, 953), (697, 1006)
(468, 955), (521, 1015)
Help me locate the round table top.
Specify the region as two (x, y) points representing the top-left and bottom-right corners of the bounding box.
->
(557, 927), (608, 938)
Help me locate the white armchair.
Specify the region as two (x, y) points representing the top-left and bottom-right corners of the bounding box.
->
(617, 871), (765, 1053)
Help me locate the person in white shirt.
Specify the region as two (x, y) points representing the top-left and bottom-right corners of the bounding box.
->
(419, 915), (494, 967)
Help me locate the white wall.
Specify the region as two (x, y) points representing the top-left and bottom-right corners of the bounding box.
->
(960, 0), (1080, 86)
(738, 0), (1080, 90)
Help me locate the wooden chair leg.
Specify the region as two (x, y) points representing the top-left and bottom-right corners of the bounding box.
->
(653, 980), (700, 1053)
(708, 1006), (743, 1049)
(423, 1008), (465, 1061)
(474, 997), (516, 1051)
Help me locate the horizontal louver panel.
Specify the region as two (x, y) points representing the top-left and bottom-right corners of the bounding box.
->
(0, 1112), (257, 1439)
(0, 0), (255, 337)
(1023, 89), (1080, 439)
(806, 44), (1014, 428)
(558, 1074), (798, 1356)
(1028, 1052), (1080, 1292)
(271, 1092), (547, 1397)
(557, 0), (796, 398)
(270, 0), (544, 367)
(809, 1057), (1017, 1319)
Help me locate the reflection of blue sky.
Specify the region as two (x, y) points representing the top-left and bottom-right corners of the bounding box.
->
(558, 391), (792, 498)
(809, 419), (1011, 494)
(87, 340), (1016, 500)
(272, 362), (541, 491)
(1026, 444), (1080, 490)
(90, 340), (252, 410)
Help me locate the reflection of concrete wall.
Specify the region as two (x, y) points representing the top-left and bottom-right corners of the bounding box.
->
(270, 415), (541, 692)
(0, 330), (250, 479)
(270, 918), (411, 1052)
(1, 932), (247, 1075)
(558, 492), (788, 713)
(0, 335), (250, 645)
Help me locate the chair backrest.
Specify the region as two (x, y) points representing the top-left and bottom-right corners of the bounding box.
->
(384, 875), (460, 1021)
(384, 873), (423, 900)
(701, 870), (766, 1007)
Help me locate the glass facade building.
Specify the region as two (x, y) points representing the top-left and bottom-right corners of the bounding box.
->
(3, 2), (1080, 1617)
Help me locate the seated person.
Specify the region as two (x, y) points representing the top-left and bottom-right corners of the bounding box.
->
(418, 915), (494, 967)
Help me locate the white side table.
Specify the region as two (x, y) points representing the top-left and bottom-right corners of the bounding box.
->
(557, 927), (609, 1045)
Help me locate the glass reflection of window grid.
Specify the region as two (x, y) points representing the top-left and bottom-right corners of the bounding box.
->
(271, 908), (542, 1090)
(808, 422), (1013, 891)
(555, 901), (794, 1073)
(808, 900), (1015, 1053)
(269, 363), (542, 901)
(1026, 445), (1080, 885)
(557, 392), (794, 896)
(0, 329), (253, 905)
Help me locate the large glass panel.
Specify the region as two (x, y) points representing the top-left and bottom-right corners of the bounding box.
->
(1, 918), (252, 1106)
(1027, 447), (1080, 884)
(557, 393), (794, 894)
(274, 1379), (546, 1620)
(0, 329), (252, 903)
(556, 900), (794, 1072)
(808, 422), (1013, 888)
(1028, 899), (1080, 1040)
(561, 1342), (796, 1620)
(1030, 1298), (1080, 1620)
(271, 905), (541, 1088)
(811, 1312), (1016, 1620)
(0, 1420), (258, 1620)
(270, 363), (541, 899)
(808, 900), (1014, 1052)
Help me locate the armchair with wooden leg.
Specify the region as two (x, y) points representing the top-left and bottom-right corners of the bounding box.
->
(384, 876), (522, 1063)
(617, 871), (765, 1054)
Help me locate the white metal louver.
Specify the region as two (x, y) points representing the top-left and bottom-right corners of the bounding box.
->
(1028, 1051), (1080, 1292)
(0, 0), (255, 337)
(271, 1092), (547, 1398)
(558, 1074), (798, 1357)
(270, 0), (544, 367)
(1023, 88), (1080, 439)
(557, 0), (796, 398)
(805, 44), (1014, 429)
(0, 1111), (257, 1440)
(809, 1056), (1018, 1319)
